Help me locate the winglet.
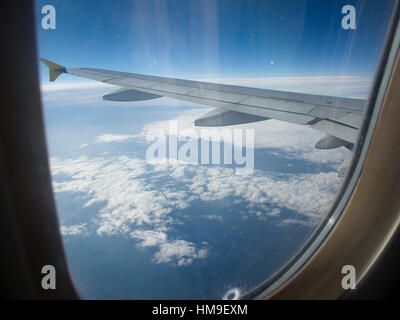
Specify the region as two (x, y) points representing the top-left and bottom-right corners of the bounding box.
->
(39, 58), (67, 82)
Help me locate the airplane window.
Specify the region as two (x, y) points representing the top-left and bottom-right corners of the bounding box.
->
(36, 0), (397, 299)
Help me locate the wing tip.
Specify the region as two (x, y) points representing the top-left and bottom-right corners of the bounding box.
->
(39, 58), (67, 82)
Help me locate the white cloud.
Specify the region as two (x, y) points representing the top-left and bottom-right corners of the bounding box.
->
(41, 82), (114, 92)
(40, 82), (119, 108)
(50, 151), (343, 265)
(267, 208), (281, 217)
(94, 134), (139, 143)
(130, 229), (167, 247)
(60, 223), (88, 236)
(51, 156), (206, 266)
(153, 240), (208, 266)
(129, 229), (208, 266)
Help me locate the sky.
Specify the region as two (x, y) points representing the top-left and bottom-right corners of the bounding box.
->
(36, 0), (396, 83)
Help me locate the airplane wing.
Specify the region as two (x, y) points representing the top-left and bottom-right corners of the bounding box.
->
(40, 58), (367, 176)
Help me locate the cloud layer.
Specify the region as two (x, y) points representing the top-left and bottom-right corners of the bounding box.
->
(52, 153), (342, 266)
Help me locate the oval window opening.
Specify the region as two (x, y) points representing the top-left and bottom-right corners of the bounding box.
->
(36, 0), (397, 299)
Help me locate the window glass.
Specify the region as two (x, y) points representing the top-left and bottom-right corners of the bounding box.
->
(37, 0), (396, 299)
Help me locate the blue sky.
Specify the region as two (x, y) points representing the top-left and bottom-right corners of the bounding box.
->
(36, 0), (395, 82)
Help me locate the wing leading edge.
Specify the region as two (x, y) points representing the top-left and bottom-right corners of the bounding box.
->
(41, 59), (367, 177)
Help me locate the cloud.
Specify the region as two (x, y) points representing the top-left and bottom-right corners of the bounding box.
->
(51, 156), (207, 266)
(41, 82), (114, 92)
(40, 82), (119, 108)
(154, 240), (208, 266)
(267, 208), (281, 217)
(50, 151), (343, 265)
(130, 229), (167, 247)
(60, 223), (88, 236)
(94, 134), (139, 143)
(130, 229), (208, 266)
